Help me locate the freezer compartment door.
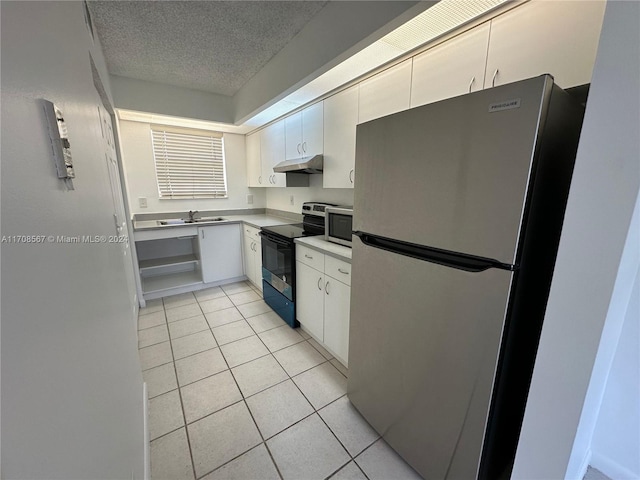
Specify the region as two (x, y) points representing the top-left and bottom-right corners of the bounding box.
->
(347, 236), (513, 479)
(354, 75), (553, 266)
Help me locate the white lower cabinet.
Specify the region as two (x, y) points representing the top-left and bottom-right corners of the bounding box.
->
(199, 224), (244, 284)
(296, 261), (325, 341)
(243, 225), (263, 291)
(296, 244), (351, 366)
(322, 275), (350, 365)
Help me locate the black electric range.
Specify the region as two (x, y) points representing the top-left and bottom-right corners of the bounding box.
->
(259, 203), (334, 327)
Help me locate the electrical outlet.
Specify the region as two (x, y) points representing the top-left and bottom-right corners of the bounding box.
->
(138, 197), (147, 208)
(247, 194), (254, 205)
(289, 195), (295, 206)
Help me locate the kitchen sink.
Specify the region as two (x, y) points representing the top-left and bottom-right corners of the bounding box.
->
(157, 217), (226, 226)
(195, 217), (226, 222)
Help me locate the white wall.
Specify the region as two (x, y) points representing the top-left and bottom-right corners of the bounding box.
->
(118, 120), (266, 214)
(266, 174), (354, 213)
(590, 263), (640, 478)
(511, 2), (640, 479)
(112, 75), (234, 124)
(1, 2), (144, 478)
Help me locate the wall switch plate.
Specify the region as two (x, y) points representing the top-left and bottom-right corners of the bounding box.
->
(289, 195), (295, 206)
(138, 197), (147, 208)
(247, 194), (254, 205)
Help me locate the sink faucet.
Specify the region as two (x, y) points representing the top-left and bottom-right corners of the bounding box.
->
(187, 210), (199, 222)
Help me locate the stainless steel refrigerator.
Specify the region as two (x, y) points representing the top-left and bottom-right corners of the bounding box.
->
(348, 75), (585, 479)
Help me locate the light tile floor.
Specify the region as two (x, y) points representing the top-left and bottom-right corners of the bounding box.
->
(139, 281), (423, 480)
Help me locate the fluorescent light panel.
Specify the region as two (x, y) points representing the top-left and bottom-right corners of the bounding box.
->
(244, 0), (508, 128)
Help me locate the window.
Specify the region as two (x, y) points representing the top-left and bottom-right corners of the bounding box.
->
(151, 126), (228, 199)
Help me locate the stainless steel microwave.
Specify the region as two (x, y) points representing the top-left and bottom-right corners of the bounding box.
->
(325, 206), (353, 247)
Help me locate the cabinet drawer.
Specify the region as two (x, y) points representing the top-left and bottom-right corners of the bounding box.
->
(243, 224), (261, 240)
(325, 255), (351, 286)
(296, 244), (324, 271)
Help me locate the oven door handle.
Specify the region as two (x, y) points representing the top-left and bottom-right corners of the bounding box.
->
(259, 231), (291, 247)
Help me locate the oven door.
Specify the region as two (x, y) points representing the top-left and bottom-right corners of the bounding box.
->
(259, 231), (294, 300)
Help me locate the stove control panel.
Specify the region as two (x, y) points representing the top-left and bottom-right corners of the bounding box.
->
(302, 202), (337, 218)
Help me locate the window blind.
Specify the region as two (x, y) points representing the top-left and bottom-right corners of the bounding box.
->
(151, 126), (227, 199)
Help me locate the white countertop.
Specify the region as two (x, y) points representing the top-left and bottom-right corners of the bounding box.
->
(133, 214), (295, 232)
(295, 236), (352, 263)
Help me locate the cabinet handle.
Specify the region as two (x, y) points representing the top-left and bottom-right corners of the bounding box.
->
(491, 69), (499, 88)
(338, 268), (349, 275)
(302, 142), (307, 153)
(258, 175), (262, 184)
(201, 230), (205, 239)
(317, 277), (323, 290)
(252, 242), (256, 251)
(349, 169), (354, 184)
(325, 281), (330, 295)
(468, 76), (475, 93)
(305, 254), (313, 259)
(297, 143), (301, 154)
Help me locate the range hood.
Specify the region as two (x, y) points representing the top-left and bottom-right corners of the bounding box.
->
(273, 154), (323, 174)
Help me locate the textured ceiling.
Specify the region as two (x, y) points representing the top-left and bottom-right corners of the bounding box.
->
(88, 1), (328, 96)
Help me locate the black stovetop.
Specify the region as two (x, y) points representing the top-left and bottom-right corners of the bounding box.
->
(261, 223), (313, 240)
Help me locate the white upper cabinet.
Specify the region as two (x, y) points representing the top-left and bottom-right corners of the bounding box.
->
(323, 84), (359, 189)
(411, 23), (490, 108)
(285, 102), (324, 161)
(246, 131), (262, 187)
(358, 58), (412, 124)
(260, 120), (286, 187)
(302, 102), (323, 157)
(285, 112), (303, 161)
(484, 0), (606, 89)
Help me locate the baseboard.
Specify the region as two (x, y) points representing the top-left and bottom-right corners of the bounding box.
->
(143, 382), (150, 480)
(591, 451), (639, 480)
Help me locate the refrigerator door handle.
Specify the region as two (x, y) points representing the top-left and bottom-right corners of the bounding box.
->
(353, 231), (515, 273)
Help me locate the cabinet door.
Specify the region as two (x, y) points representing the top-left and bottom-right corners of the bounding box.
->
(261, 120), (286, 187)
(285, 112), (303, 161)
(296, 261), (325, 341)
(358, 59), (412, 124)
(243, 234), (256, 285)
(411, 23), (490, 108)
(246, 131), (263, 187)
(323, 85), (359, 189)
(301, 102), (323, 156)
(484, 0), (605, 89)
(199, 224), (243, 284)
(323, 276), (350, 366)
(253, 238), (263, 292)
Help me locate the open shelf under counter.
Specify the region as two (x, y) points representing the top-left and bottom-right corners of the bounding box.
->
(141, 270), (203, 295)
(138, 254), (199, 273)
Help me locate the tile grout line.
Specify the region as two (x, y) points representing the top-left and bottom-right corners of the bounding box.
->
(166, 298), (199, 480)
